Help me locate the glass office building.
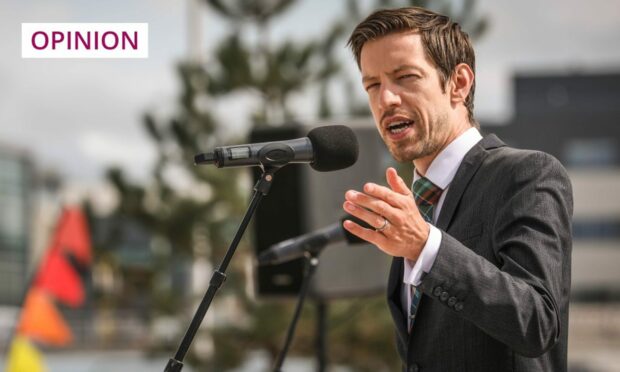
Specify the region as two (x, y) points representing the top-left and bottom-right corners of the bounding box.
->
(0, 146), (33, 305)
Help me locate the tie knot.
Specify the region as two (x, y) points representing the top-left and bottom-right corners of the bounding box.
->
(412, 177), (443, 207)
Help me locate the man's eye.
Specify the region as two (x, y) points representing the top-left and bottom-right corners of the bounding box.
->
(365, 83), (379, 91)
(398, 74), (417, 80)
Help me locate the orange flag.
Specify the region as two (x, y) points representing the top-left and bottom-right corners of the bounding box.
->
(34, 247), (84, 307)
(17, 288), (72, 346)
(54, 207), (92, 265)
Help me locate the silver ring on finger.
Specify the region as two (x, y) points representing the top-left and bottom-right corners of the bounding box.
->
(376, 217), (389, 232)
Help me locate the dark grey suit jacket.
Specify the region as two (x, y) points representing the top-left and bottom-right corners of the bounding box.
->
(388, 134), (573, 372)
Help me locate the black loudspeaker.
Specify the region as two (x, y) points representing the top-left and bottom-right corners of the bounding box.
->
(251, 126), (307, 296)
(251, 121), (396, 299)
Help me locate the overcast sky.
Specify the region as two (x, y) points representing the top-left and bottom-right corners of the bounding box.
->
(1, 0), (619, 193)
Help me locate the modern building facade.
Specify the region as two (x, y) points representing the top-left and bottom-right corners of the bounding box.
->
(0, 145), (34, 306)
(484, 72), (620, 301)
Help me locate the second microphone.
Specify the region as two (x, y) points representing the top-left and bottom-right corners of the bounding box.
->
(257, 215), (370, 266)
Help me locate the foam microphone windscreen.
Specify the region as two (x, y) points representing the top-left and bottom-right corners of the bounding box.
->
(307, 125), (359, 172)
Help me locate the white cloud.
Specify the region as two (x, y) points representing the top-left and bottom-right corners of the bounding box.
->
(78, 130), (155, 179)
(1, 0), (619, 186)
(0, 0), (185, 183)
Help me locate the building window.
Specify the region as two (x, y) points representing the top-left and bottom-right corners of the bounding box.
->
(564, 138), (618, 167)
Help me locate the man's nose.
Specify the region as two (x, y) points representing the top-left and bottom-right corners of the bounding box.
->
(379, 83), (402, 109)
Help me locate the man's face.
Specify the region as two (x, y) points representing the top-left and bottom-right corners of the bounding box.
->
(360, 31), (453, 163)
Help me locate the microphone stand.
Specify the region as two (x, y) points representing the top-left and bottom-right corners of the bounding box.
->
(164, 168), (277, 372)
(272, 251), (320, 372)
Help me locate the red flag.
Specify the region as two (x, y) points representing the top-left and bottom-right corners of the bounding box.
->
(34, 247), (84, 307)
(54, 207), (92, 265)
(17, 288), (73, 346)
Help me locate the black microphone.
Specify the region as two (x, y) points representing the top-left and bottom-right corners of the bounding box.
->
(257, 215), (370, 266)
(194, 125), (358, 172)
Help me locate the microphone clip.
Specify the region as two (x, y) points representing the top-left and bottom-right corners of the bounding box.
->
(258, 143), (296, 172)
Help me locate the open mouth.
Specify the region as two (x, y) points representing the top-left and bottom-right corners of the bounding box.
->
(387, 120), (414, 134)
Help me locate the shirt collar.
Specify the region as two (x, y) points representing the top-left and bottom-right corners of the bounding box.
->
(413, 127), (483, 189)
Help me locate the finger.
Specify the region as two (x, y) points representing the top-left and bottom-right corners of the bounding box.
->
(342, 219), (389, 247)
(343, 201), (387, 230)
(345, 189), (398, 220)
(386, 167), (411, 196)
(362, 182), (406, 209)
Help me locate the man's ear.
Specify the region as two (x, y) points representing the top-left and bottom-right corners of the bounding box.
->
(450, 63), (474, 104)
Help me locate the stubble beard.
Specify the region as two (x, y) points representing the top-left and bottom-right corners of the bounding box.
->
(386, 113), (448, 163)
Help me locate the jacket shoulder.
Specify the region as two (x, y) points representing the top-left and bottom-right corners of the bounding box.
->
(483, 142), (568, 177)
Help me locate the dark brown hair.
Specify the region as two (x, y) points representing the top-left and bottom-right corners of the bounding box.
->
(348, 7), (477, 125)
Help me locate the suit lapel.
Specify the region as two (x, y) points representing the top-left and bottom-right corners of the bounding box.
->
(436, 134), (505, 231)
(386, 134), (505, 345)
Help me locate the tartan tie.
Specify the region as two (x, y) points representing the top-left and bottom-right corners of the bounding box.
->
(408, 177), (443, 331)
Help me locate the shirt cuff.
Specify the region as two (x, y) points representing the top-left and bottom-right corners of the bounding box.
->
(403, 223), (442, 286)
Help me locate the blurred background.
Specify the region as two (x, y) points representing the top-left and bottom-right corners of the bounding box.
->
(1, 0), (620, 371)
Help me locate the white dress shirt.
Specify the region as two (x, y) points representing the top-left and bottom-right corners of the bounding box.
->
(401, 127), (483, 325)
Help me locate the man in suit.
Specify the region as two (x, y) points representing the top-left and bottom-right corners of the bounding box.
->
(342, 7), (573, 372)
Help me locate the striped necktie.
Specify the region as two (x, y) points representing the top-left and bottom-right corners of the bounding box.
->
(408, 176), (443, 331)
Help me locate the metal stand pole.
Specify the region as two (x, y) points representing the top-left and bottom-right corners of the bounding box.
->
(272, 253), (320, 372)
(316, 300), (327, 372)
(164, 170), (276, 372)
